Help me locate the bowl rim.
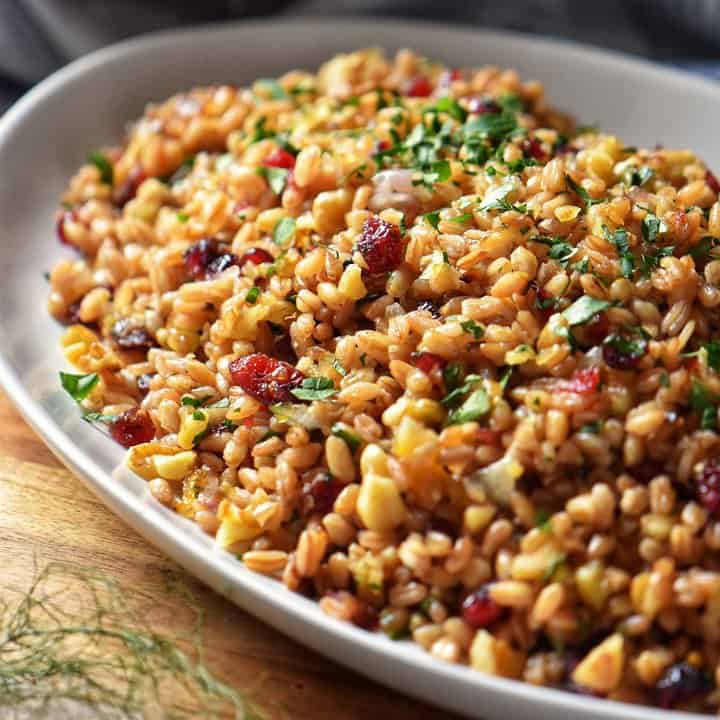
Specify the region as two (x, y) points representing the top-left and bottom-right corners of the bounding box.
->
(0, 17), (712, 720)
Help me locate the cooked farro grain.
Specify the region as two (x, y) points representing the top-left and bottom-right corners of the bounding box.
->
(52, 48), (720, 712)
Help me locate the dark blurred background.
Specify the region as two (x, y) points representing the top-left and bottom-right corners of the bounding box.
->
(2, 0), (720, 112)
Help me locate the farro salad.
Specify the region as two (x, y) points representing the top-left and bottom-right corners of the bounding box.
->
(50, 48), (720, 711)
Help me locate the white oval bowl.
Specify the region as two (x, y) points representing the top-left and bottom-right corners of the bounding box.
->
(0, 18), (716, 720)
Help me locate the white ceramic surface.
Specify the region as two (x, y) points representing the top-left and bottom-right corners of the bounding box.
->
(0, 18), (717, 720)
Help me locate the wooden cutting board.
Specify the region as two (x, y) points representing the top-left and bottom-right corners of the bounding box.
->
(0, 391), (459, 719)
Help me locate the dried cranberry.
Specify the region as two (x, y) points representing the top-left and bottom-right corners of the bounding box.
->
(468, 97), (501, 115)
(706, 169), (720, 195)
(305, 473), (342, 516)
(476, 429), (501, 446)
(411, 351), (446, 375)
(264, 148), (296, 169)
(63, 300), (82, 325)
(656, 662), (713, 709)
(633, 459), (665, 484)
(461, 585), (505, 628)
(373, 139), (390, 155)
(562, 367), (601, 395)
(351, 600), (379, 629)
(358, 216), (404, 274)
(405, 76), (433, 98)
(522, 137), (547, 162)
(697, 459), (720, 517)
(110, 407), (155, 448)
(602, 332), (647, 370)
(56, 210), (75, 246)
(207, 252), (240, 275)
(555, 143), (579, 156)
(111, 318), (154, 350)
(416, 300), (441, 318)
(239, 247), (274, 266)
(112, 165), (147, 206)
(229, 352), (305, 405)
(184, 238), (218, 280)
(582, 312), (609, 347)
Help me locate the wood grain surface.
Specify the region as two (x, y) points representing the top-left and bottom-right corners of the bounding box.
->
(0, 391), (459, 720)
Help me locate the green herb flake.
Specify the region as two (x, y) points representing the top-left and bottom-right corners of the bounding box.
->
(690, 379), (718, 431)
(561, 296), (611, 327)
(176, 211), (189, 223)
(257, 166), (289, 195)
(180, 395), (212, 408)
(543, 554), (567, 581)
(499, 366), (513, 390)
(579, 420), (603, 434)
(60, 372), (99, 403)
(192, 409), (206, 421)
(659, 373), (670, 388)
(87, 151), (114, 185)
(271, 216), (296, 248)
(192, 428), (210, 447)
(424, 211), (441, 229)
(641, 212), (666, 243)
(290, 376), (337, 402)
(535, 509), (552, 533)
(433, 96), (468, 122)
(464, 112), (518, 143)
(565, 174), (601, 210)
(704, 340), (720, 372)
(460, 319), (484, 340)
(330, 357), (347, 376)
(450, 212), (473, 224)
(331, 423), (361, 451)
(443, 362), (463, 392)
(623, 165), (654, 188)
(689, 236), (720, 262)
(250, 116), (274, 143)
(245, 286), (260, 304)
(221, 419), (239, 433)
(447, 388), (491, 425)
(254, 78), (287, 100)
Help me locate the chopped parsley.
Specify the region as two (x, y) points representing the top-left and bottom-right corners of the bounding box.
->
(60, 372), (99, 403)
(257, 166), (289, 195)
(580, 420), (603, 434)
(561, 296), (611, 327)
(565, 174), (601, 210)
(479, 179), (526, 213)
(176, 211), (189, 223)
(690, 379), (718, 431)
(330, 357), (347, 376)
(603, 225), (634, 278)
(623, 165), (654, 188)
(443, 362), (463, 392)
(254, 78), (287, 100)
(432, 96), (467, 122)
(291, 377), (337, 401)
(180, 395), (212, 408)
(87, 151), (113, 185)
(245, 286), (260, 304)
(641, 212), (666, 243)
(535, 509), (552, 533)
(424, 211), (441, 229)
(250, 116), (274, 143)
(331, 423), (361, 451)
(460, 319), (484, 340)
(704, 340), (720, 372)
(689, 236), (720, 262)
(447, 388), (491, 425)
